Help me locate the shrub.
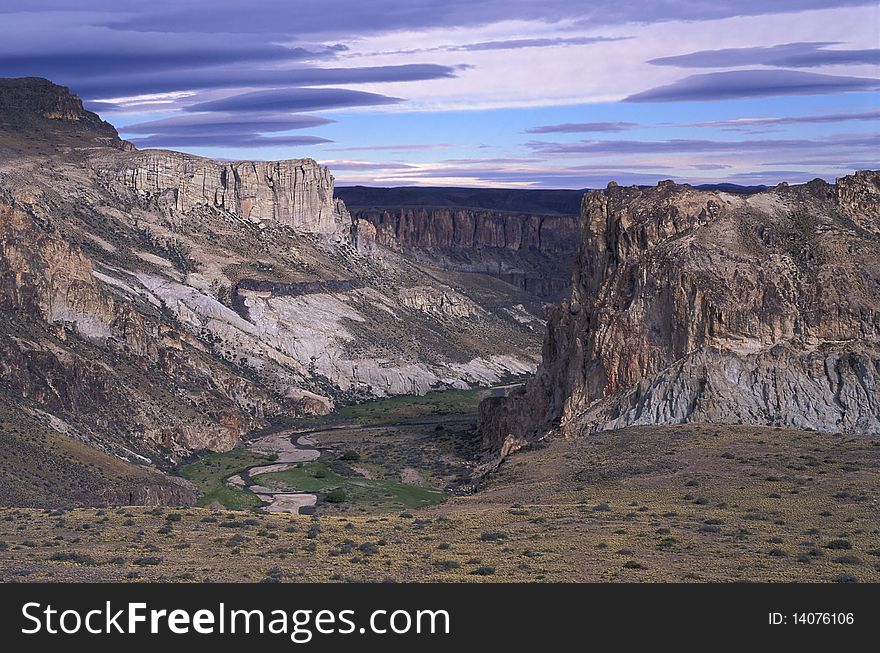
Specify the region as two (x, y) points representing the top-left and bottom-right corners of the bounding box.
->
(326, 489), (347, 503)
(358, 542), (379, 555)
(339, 451), (360, 462)
(833, 555), (861, 565)
(825, 539), (852, 550)
(623, 560), (645, 569)
(434, 559), (460, 571)
(479, 531), (507, 542)
(833, 573), (858, 583)
(50, 552), (96, 565)
(470, 566), (495, 576)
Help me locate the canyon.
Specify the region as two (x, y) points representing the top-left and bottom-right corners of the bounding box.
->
(0, 78), (546, 506)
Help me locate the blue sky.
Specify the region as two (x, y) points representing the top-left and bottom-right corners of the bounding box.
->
(1, 1), (877, 188)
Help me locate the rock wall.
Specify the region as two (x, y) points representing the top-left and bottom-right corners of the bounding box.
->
(353, 207), (576, 252)
(352, 207), (577, 297)
(480, 173), (880, 456)
(113, 151), (346, 234)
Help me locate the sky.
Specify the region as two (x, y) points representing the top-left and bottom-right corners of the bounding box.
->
(1, 1), (878, 188)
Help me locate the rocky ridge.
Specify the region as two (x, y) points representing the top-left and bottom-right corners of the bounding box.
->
(480, 174), (880, 458)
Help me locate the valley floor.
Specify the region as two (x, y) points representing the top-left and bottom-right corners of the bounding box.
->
(0, 391), (878, 582)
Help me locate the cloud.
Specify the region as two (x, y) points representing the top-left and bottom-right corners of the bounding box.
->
(318, 160), (418, 170)
(128, 133), (333, 148)
(119, 112), (336, 148)
(122, 113), (335, 135)
(37, 1), (869, 38)
(682, 108), (880, 131)
(64, 64), (458, 100)
(375, 35), (631, 56)
(625, 69), (880, 102)
(185, 87), (403, 113)
(527, 133), (880, 156)
(526, 121), (638, 134)
(649, 42), (880, 68)
(329, 143), (460, 152)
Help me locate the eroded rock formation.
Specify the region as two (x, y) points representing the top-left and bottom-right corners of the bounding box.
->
(112, 152), (347, 234)
(480, 174), (880, 457)
(352, 207), (577, 298)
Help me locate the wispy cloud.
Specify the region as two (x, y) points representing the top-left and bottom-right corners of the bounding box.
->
(66, 64), (459, 101)
(625, 69), (880, 102)
(186, 87), (403, 113)
(129, 134), (333, 148)
(681, 108), (880, 131)
(122, 113), (335, 134)
(527, 133), (880, 155)
(329, 143), (461, 152)
(526, 121), (638, 134)
(649, 41), (880, 68)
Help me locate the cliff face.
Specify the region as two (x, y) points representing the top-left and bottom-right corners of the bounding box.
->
(0, 202), (297, 456)
(113, 151), (347, 235)
(480, 173), (880, 457)
(352, 207), (577, 298)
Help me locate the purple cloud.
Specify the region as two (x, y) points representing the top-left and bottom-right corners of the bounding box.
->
(64, 64), (458, 101)
(683, 108), (880, 131)
(526, 121), (638, 134)
(129, 133), (333, 148)
(650, 42), (880, 68)
(121, 113), (335, 135)
(64, 1), (873, 37)
(186, 87), (402, 113)
(527, 133), (880, 155)
(625, 69), (880, 102)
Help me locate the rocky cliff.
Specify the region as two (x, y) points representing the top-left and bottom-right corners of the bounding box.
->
(0, 77), (131, 156)
(113, 151), (347, 235)
(352, 207), (577, 298)
(480, 173), (880, 457)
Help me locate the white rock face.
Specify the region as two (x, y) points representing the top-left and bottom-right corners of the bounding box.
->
(112, 150), (345, 234)
(398, 286), (479, 318)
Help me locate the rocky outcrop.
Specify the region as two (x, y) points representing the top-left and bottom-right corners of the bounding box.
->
(0, 77), (131, 155)
(111, 151), (347, 234)
(398, 286), (479, 319)
(352, 207), (577, 298)
(480, 174), (880, 456)
(96, 477), (200, 507)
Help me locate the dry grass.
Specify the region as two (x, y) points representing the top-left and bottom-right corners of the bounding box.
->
(1, 424), (877, 582)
